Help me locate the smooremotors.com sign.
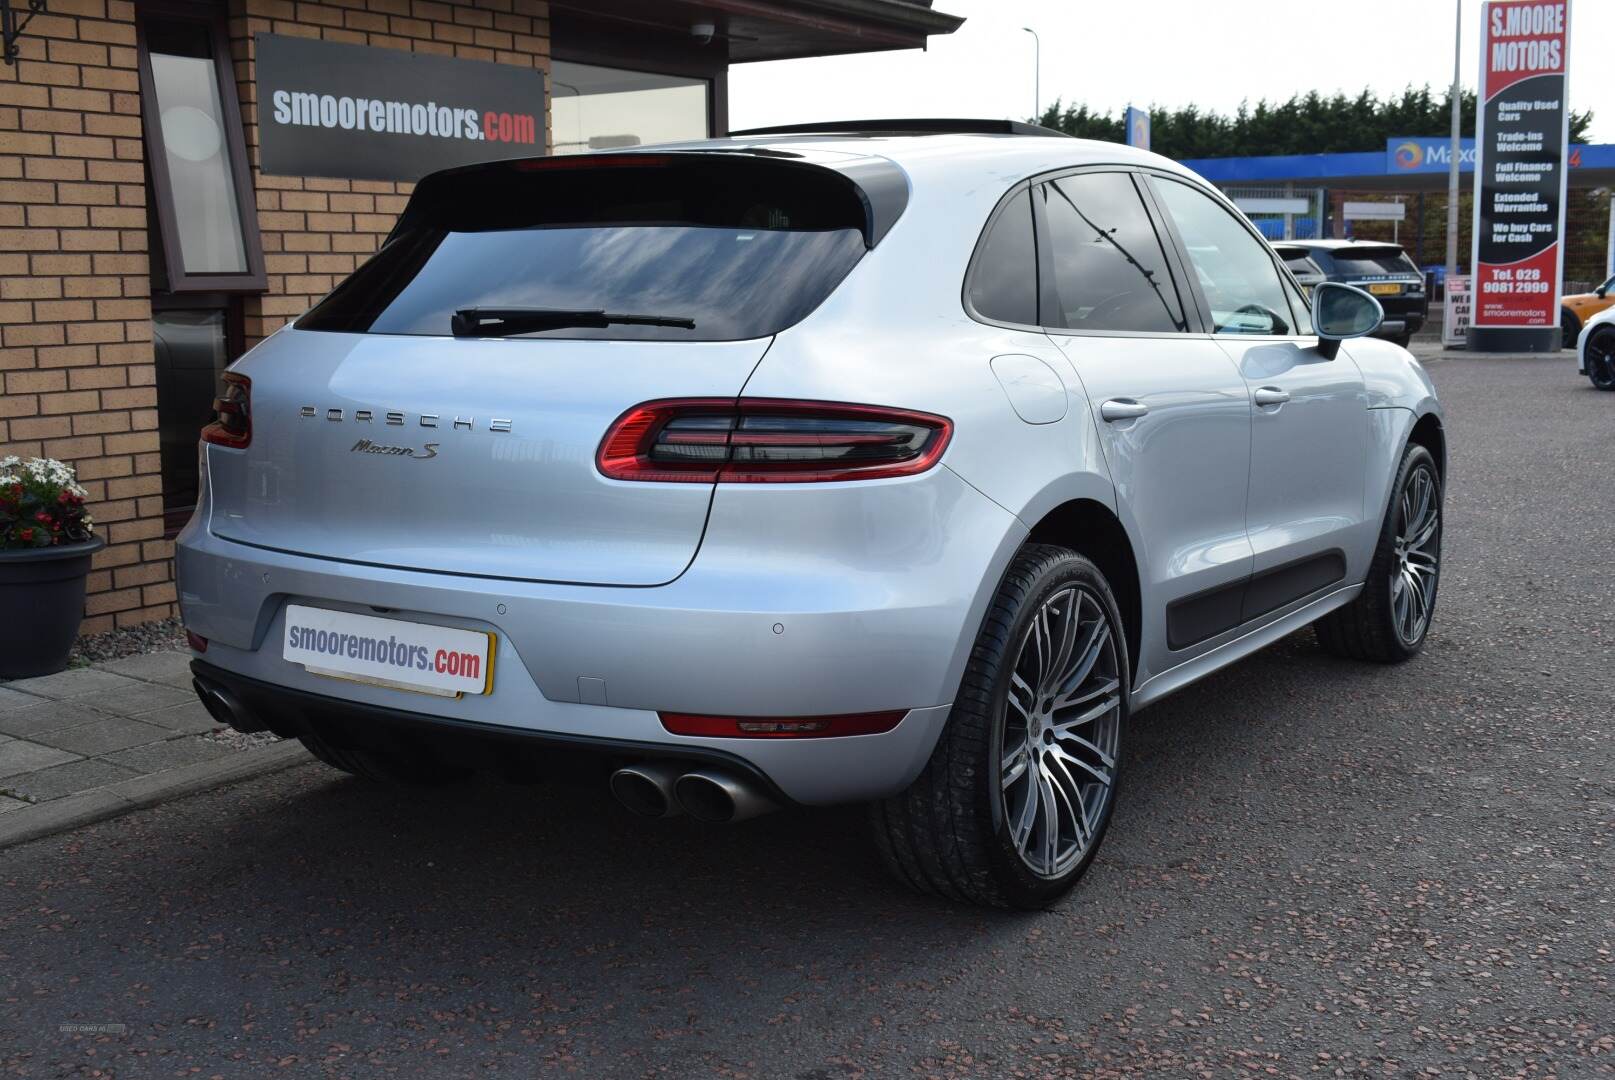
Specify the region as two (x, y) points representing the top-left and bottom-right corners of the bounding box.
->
(255, 34), (546, 183)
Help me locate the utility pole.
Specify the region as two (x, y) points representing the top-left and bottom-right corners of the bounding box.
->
(1022, 27), (1040, 123)
(1445, 0), (1462, 292)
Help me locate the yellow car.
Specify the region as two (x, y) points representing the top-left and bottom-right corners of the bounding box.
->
(1562, 274), (1615, 349)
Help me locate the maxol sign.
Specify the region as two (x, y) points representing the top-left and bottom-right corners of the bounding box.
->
(1386, 137), (1479, 173)
(1386, 135), (1587, 174)
(1469, 0), (1571, 350)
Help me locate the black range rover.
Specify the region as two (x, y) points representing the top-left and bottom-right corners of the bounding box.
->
(1274, 240), (1428, 347)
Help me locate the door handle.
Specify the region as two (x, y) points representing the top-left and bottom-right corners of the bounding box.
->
(1253, 386), (1291, 407)
(1099, 398), (1149, 422)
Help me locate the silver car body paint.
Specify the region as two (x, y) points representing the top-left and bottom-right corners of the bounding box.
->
(1576, 305), (1615, 375)
(177, 133), (1443, 804)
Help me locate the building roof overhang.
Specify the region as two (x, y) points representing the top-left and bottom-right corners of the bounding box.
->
(549, 0), (963, 64)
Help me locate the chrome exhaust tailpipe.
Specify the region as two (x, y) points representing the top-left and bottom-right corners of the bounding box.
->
(673, 768), (778, 824)
(609, 762), (685, 819)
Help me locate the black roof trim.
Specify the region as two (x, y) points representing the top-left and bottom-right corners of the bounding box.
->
(729, 118), (1070, 139)
(393, 150), (910, 250)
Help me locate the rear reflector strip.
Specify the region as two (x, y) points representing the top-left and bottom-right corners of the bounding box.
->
(598, 398), (951, 484)
(659, 710), (907, 739)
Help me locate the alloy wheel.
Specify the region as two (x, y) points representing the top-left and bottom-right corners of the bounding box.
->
(1390, 463), (1441, 646)
(1000, 586), (1122, 880)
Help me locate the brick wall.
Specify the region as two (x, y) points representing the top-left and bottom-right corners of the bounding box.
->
(0, 0), (165, 635)
(0, 0), (549, 636)
(226, 0), (551, 347)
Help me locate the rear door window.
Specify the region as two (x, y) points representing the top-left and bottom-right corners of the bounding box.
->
(1038, 172), (1187, 333)
(967, 189), (1039, 326)
(297, 157), (873, 341)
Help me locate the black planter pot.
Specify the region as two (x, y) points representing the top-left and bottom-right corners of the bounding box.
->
(0, 535), (104, 679)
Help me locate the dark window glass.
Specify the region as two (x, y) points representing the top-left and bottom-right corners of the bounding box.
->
(1330, 246), (1420, 276)
(154, 309), (228, 522)
(298, 160), (870, 341)
(968, 190), (1038, 325)
(1153, 178), (1293, 336)
(1039, 173), (1186, 333)
(1277, 251), (1325, 278)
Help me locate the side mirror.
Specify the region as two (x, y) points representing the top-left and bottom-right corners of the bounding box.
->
(1597, 286), (1608, 298)
(1313, 282), (1385, 358)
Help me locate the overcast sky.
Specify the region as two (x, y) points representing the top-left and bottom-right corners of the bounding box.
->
(729, 0), (1609, 144)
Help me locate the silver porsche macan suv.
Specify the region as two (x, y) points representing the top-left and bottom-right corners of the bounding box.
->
(178, 120), (1445, 909)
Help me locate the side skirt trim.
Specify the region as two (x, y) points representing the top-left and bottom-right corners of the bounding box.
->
(1133, 582), (1363, 710)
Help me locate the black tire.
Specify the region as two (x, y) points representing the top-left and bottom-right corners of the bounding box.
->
(1561, 309), (1581, 350)
(871, 544), (1129, 909)
(1391, 331), (1413, 349)
(299, 733), (470, 786)
(1586, 327), (1615, 391)
(1317, 442), (1442, 663)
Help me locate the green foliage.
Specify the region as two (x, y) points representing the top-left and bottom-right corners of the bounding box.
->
(0, 456), (93, 550)
(1035, 86), (1595, 158)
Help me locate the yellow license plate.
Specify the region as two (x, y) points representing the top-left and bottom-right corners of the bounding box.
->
(1368, 283), (1402, 296)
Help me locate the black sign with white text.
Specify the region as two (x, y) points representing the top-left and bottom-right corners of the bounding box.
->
(1470, 1), (1571, 330)
(255, 34), (546, 183)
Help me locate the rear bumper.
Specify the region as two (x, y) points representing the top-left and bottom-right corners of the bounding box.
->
(1373, 296), (1427, 337)
(191, 659), (798, 802)
(175, 465), (1025, 805)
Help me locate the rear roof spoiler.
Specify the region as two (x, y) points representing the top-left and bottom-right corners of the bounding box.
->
(729, 118), (1069, 139)
(393, 150), (911, 250)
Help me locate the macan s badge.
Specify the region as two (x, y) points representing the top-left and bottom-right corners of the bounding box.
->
(350, 437), (437, 459)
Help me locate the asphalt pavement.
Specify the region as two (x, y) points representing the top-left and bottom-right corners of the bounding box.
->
(2, 352), (1612, 1078)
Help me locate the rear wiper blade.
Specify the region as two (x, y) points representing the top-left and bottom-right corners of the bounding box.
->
(451, 307), (696, 337)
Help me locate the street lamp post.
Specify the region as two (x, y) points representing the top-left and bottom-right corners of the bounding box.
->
(1022, 27), (1039, 123)
(1445, 0), (1462, 299)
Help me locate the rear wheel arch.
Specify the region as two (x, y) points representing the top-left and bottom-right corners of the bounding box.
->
(1561, 307), (1581, 348)
(1407, 411), (1446, 479)
(1025, 498), (1141, 684)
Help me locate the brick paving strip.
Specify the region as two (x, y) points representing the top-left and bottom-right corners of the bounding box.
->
(0, 651), (308, 849)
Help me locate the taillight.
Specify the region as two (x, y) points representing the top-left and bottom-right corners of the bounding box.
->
(185, 629), (208, 653)
(200, 372), (251, 449)
(598, 399), (952, 483)
(659, 710), (907, 738)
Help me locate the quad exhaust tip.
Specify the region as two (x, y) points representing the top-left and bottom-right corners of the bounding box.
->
(609, 761), (686, 819)
(610, 763), (777, 823)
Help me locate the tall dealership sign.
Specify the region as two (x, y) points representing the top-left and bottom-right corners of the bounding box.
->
(1468, 1), (1571, 353)
(254, 35), (546, 183)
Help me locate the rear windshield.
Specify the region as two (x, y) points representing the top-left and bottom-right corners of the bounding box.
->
(296, 156), (871, 341)
(1330, 246), (1419, 276)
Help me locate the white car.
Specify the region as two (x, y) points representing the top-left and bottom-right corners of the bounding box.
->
(178, 120), (1445, 908)
(1576, 304), (1615, 390)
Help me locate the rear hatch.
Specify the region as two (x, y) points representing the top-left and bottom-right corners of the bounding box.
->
(206, 151), (894, 585)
